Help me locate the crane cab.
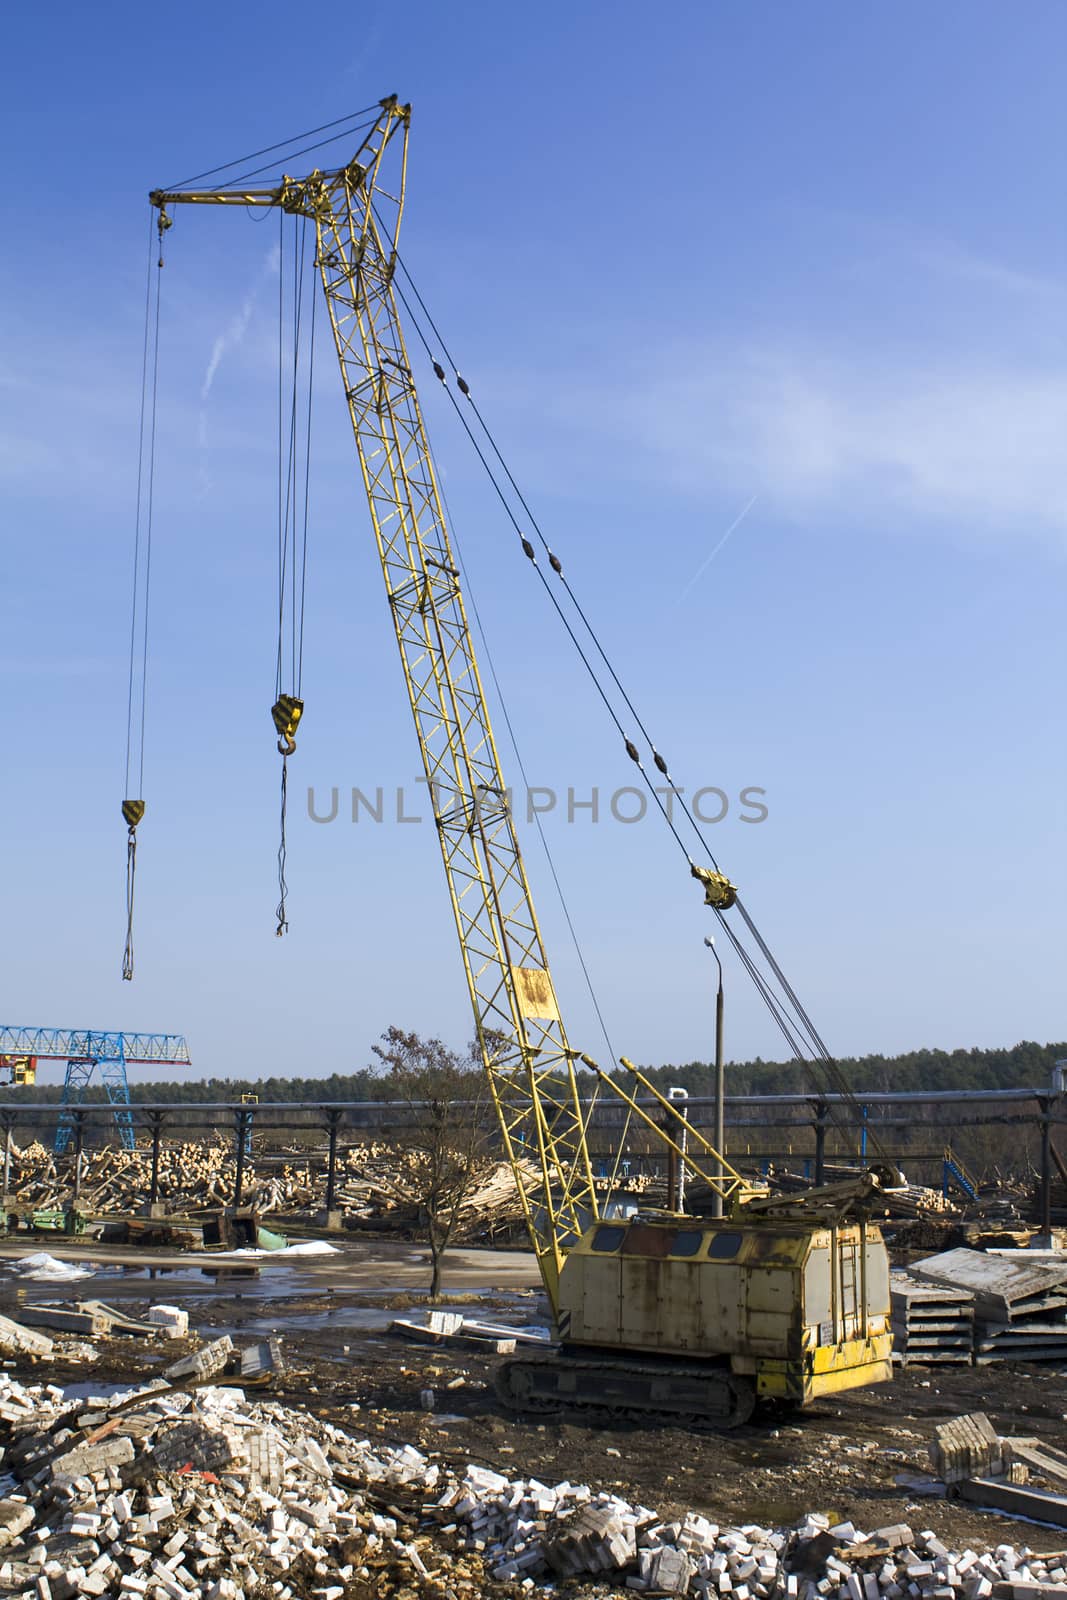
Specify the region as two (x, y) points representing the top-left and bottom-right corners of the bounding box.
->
(0, 1056), (36, 1087)
(557, 1213), (892, 1406)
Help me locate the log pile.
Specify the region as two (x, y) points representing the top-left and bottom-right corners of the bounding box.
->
(310, 1141), (538, 1242)
(3, 1139), (252, 1214)
(0, 1138), (536, 1245)
(2, 1135), (1048, 1243)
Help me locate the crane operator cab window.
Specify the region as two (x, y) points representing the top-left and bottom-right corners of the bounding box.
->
(591, 1225), (626, 1252)
(589, 1224), (736, 1258)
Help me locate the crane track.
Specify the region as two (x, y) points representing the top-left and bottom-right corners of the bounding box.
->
(495, 1349), (757, 1430)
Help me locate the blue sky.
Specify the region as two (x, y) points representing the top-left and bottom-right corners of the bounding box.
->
(2, 2), (1064, 1086)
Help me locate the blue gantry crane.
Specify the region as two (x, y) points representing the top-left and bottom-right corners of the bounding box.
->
(0, 1028), (191, 1155)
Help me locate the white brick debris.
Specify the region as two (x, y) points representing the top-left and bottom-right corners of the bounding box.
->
(0, 1372), (1060, 1600)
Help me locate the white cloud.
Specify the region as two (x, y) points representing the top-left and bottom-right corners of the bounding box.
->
(911, 241), (1063, 302)
(551, 346), (1067, 552)
(466, 223), (1067, 557)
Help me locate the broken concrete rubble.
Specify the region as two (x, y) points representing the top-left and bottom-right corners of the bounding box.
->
(162, 1334), (233, 1383)
(145, 1307), (188, 1338)
(0, 1316), (53, 1359)
(922, 1414), (1067, 1537)
(0, 1299), (189, 1347)
(0, 1375), (1062, 1600)
(389, 1309), (521, 1353)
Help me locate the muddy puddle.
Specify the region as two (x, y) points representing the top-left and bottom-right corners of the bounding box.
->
(211, 1306), (394, 1339)
(208, 1286), (541, 1341)
(0, 1258), (297, 1302)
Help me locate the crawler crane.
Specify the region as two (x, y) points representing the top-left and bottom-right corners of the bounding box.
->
(149, 96), (892, 1427)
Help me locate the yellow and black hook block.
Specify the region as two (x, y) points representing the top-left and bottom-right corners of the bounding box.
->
(271, 695), (304, 756)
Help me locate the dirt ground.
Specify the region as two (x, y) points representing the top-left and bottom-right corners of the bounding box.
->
(218, 1305), (1067, 1556)
(2, 1236), (1065, 1562)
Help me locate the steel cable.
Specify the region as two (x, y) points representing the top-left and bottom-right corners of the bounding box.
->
(122, 212), (165, 980)
(389, 259), (888, 1159)
(165, 106), (382, 191)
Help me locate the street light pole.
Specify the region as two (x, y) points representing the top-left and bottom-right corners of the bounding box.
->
(704, 935), (725, 1219)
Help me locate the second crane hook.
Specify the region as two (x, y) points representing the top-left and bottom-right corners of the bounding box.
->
(272, 694), (304, 756)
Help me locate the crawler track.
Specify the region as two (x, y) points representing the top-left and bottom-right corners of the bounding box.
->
(495, 1349), (756, 1429)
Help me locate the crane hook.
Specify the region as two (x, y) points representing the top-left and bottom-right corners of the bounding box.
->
(271, 700), (304, 939)
(271, 695), (304, 756)
(121, 799), (146, 982)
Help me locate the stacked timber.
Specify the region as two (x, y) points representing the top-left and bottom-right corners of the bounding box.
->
(883, 1215), (962, 1254)
(879, 1183), (955, 1218)
(327, 1145), (537, 1242)
(0, 1137), (535, 1245)
(2, 1138), (246, 1212)
(741, 1166), (959, 1222)
(890, 1269), (974, 1366)
(911, 1246), (1067, 1363)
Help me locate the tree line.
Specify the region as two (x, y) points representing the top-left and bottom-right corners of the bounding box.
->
(629, 1038), (1065, 1099)
(3, 1037), (1061, 1107)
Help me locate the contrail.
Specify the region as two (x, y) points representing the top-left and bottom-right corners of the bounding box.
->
(675, 493), (759, 605)
(200, 243), (280, 410)
(201, 290), (258, 403)
(196, 245), (280, 487)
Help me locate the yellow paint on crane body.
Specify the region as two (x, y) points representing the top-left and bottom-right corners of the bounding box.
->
(559, 1214), (892, 1404)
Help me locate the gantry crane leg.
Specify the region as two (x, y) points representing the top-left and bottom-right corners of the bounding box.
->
(54, 1039), (136, 1155)
(100, 1053), (136, 1151)
(54, 1058), (97, 1157)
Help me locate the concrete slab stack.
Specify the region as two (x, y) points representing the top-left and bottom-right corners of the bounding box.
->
(891, 1271), (975, 1365)
(910, 1248), (1067, 1363)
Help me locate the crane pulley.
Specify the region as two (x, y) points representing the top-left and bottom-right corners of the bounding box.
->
(691, 865), (738, 910)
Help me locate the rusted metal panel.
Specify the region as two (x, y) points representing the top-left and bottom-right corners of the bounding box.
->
(619, 1255), (662, 1344)
(567, 1255), (620, 1344)
(510, 965), (561, 1022)
(660, 1261), (708, 1351)
(697, 1263), (745, 1351)
(621, 1224), (674, 1257)
(747, 1266), (796, 1316)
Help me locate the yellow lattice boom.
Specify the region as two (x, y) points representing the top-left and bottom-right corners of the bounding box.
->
(152, 98), (603, 1308)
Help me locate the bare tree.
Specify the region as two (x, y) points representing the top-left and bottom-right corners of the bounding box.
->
(372, 1026), (488, 1300)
